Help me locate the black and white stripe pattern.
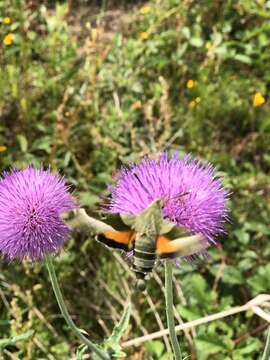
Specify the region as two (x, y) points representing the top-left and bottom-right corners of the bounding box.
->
(133, 247), (156, 278)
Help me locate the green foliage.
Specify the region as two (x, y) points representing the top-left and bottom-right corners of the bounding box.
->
(0, 330), (34, 350)
(145, 340), (172, 359)
(0, 0), (270, 359)
(103, 303), (131, 358)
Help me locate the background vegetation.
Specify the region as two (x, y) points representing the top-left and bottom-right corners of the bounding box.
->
(0, 0), (270, 359)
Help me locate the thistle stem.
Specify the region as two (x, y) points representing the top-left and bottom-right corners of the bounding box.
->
(262, 326), (270, 360)
(164, 260), (182, 360)
(45, 255), (110, 360)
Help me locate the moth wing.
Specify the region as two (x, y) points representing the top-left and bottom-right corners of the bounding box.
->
(96, 230), (135, 251)
(62, 209), (115, 234)
(120, 213), (137, 228)
(156, 234), (208, 259)
(163, 224), (188, 239)
(99, 213), (131, 231)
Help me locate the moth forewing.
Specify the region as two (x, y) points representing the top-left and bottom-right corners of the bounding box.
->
(120, 213), (137, 228)
(100, 213), (131, 231)
(172, 234), (208, 257)
(62, 208), (115, 234)
(159, 218), (177, 235)
(157, 234), (208, 258)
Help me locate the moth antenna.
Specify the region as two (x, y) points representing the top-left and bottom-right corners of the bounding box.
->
(163, 191), (190, 208)
(133, 172), (152, 200)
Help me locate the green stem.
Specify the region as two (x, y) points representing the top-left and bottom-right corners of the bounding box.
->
(164, 260), (182, 360)
(45, 255), (110, 360)
(262, 326), (270, 360)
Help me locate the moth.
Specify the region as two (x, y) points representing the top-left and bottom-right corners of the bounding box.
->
(64, 199), (208, 289)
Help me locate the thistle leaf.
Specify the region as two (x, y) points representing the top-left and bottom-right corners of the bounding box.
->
(0, 330), (34, 349)
(76, 345), (88, 360)
(103, 302), (131, 358)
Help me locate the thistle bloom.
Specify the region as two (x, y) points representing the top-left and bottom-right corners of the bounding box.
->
(0, 166), (76, 261)
(106, 153), (229, 246)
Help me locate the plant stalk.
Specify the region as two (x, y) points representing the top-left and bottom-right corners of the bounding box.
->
(45, 255), (110, 360)
(262, 326), (270, 360)
(165, 260), (182, 360)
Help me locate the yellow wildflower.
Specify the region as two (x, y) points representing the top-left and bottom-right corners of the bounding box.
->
(3, 17), (11, 24)
(186, 79), (196, 89)
(188, 100), (197, 109)
(140, 5), (151, 14)
(205, 42), (212, 49)
(0, 146), (7, 153)
(3, 33), (13, 46)
(253, 92), (265, 107)
(139, 31), (149, 41)
(188, 97), (201, 108)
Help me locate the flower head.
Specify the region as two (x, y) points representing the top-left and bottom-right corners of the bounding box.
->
(186, 79), (196, 89)
(0, 146), (7, 153)
(105, 153), (229, 245)
(140, 5), (151, 14)
(188, 100), (197, 109)
(188, 97), (201, 109)
(253, 91), (265, 107)
(0, 166), (77, 261)
(3, 17), (12, 24)
(3, 33), (13, 46)
(139, 31), (149, 40)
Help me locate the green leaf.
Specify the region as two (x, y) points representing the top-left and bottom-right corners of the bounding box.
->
(63, 151), (71, 167)
(222, 266), (243, 285)
(76, 345), (88, 360)
(108, 303), (131, 345)
(145, 340), (164, 358)
(0, 330), (34, 349)
(78, 192), (100, 207)
(195, 334), (233, 360)
(234, 229), (250, 244)
(16, 134), (28, 152)
(190, 274), (208, 302)
(233, 337), (261, 360)
(177, 304), (201, 321)
(181, 27), (191, 39)
(234, 54), (252, 64)
(247, 264), (270, 294)
(190, 37), (203, 47)
(103, 303), (131, 358)
(32, 136), (51, 153)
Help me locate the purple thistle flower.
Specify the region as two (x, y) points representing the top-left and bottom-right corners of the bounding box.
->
(105, 153), (229, 246)
(0, 166), (77, 261)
